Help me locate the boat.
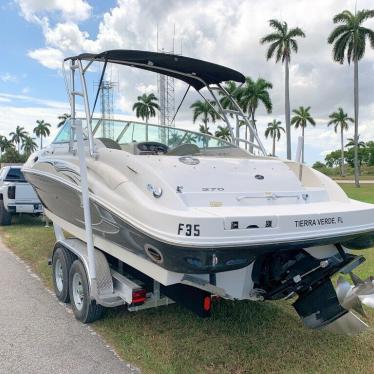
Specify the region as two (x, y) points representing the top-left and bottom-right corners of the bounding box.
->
(23, 50), (374, 333)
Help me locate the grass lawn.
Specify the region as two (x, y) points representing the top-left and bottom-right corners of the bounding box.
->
(1, 186), (374, 373)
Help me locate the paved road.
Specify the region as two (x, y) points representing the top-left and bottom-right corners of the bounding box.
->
(0, 239), (138, 374)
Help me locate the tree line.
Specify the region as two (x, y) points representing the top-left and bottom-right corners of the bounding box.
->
(0, 120), (51, 163)
(316, 138), (374, 173)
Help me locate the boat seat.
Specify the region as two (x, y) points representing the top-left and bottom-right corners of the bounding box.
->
(167, 143), (200, 156)
(97, 138), (122, 150)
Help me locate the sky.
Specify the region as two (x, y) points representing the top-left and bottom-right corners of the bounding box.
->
(1, 0), (374, 164)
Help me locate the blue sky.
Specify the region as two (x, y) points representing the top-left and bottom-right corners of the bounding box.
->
(1, 0), (374, 164)
(0, 1), (115, 103)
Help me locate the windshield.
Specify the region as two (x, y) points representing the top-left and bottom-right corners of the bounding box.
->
(5, 168), (27, 182)
(52, 118), (239, 153)
(91, 119), (234, 150)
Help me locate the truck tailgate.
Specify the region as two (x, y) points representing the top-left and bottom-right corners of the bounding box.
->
(15, 183), (40, 203)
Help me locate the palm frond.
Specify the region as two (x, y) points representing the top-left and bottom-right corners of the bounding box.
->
(288, 27), (306, 39)
(333, 10), (354, 24)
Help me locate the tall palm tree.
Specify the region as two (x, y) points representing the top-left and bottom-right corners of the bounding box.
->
(291, 106), (316, 163)
(260, 19), (306, 160)
(132, 93), (159, 123)
(328, 9), (374, 187)
(328, 107), (354, 176)
(9, 126), (28, 153)
(133, 93), (159, 141)
(264, 119), (285, 156)
(239, 77), (273, 152)
(190, 100), (217, 134)
(215, 125), (231, 142)
(57, 113), (71, 128)
(219, 81), (242, 143)
(21, 136), (38, 156)
(33, 120), (51, 149)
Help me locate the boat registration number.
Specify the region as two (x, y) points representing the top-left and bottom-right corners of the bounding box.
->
(294, 216), (343, 228)
(178, 223), (201, 236)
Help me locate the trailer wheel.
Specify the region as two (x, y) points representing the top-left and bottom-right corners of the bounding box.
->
(0, 200), (12, 226)
(69, 260), (103, 323)
(52, 247), (75, 303)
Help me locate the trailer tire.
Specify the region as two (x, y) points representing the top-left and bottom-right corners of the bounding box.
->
(52, 247), (75, 303)
(0, 200), (12, 226)
(69, 260), (104, 323)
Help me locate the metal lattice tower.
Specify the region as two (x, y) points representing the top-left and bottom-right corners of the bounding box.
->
(157, 24), (176, 127)
(97, 80), (117, 138)
(158, 60), (175, 127)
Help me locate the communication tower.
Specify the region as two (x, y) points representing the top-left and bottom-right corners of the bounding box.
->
(95, 80), (118, 139)
(157, 26), (176, 127)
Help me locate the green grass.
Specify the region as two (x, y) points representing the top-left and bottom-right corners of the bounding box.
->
(1, 187), (374, 374)
(340, 184), (374, 204)
(317, 165), (374, 180)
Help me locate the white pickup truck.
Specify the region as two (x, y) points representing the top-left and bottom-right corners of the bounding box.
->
(0, 165), (43, 225)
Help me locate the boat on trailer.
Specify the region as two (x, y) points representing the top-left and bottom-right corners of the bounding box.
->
(23, 50), (374, 334)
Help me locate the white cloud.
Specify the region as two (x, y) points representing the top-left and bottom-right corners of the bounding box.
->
(135, 83), (157, 94)
(44, 22), (90, 52)
(0, 72), (18, 83)
(16, 0), (91, 22)
(0, 92), (71, 110)
(28, 47), (65, 69)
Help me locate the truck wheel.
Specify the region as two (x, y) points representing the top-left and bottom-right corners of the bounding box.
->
(69, 260), (104, 323)
(52, 247), (75, 303)
(0, 200), (12, 226)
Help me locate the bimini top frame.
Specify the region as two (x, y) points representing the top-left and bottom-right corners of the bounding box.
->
(62, 49), (267, 157)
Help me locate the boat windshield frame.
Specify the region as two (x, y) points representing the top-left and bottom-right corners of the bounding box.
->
(62, 50), (267, 158)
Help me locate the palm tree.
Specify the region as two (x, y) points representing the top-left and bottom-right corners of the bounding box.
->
(328, 9), (374, 187)
(33, 120), (51, 149)
(260, 19), (306, 160)
(57, 113), (71, 128)
(328, 108), (354, 176)
(133, 93), (159, 141)
(239, 77), (273, 152)
(219, 81), (242, 143)
(21, 136), (38, 156)
(291, 106), (316, 163)
(215, 125), (231, 142)
(9, 126), (28, 153)
(168, 132), (183, 148)
(0, 136), (14, 158)
(0, 136), (6, 159)
(346, 136), (366, 148)
(264, 119), (285, 156)
(190, 100), (217, 134)
(132, 93), (159, 123)
(198, 124), (212, 136)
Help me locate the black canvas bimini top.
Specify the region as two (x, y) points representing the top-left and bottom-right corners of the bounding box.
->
(66, 50), (245, 90)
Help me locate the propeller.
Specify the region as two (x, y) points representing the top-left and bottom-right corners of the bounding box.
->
(327, 272), (374, 335)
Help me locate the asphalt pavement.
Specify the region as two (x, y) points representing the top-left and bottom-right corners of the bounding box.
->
(0, 238), (138, 374)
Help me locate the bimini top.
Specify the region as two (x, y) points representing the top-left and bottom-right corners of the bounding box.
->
(65, 50), (245, 90)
